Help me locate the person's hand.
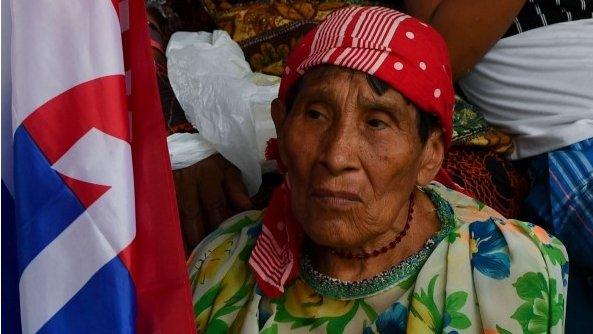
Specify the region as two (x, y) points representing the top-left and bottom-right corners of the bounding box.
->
(172, 153), (252, 252)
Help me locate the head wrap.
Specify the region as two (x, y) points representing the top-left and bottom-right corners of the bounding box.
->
(279, 6), (455, 145)
(249, 6), (456, 298)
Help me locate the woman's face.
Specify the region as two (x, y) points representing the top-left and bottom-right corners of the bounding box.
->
(273, 66), (443, 249)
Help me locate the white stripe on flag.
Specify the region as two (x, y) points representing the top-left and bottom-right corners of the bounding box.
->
(19, 128), (135, 334)
(2, 0), (13, 194)
(11, 0), (124, 132)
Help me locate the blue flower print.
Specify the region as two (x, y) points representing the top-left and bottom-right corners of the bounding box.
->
(375, 303), (407, 333)
(469, 218), (510, 279)
(247, 223), (263, 237)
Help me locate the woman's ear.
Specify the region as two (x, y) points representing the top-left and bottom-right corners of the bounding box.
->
(271, 98), (287, 136)
(271, 98), (290, 171)
(416, 128), (445, 186)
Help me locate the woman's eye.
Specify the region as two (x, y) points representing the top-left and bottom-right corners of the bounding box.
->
(306, 109), (323, 120)
(367, 119), (387, 129)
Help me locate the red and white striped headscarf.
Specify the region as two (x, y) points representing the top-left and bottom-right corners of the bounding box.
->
(249, 6), (455, 298)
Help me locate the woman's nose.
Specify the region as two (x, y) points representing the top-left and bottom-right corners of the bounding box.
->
(317, 121), (359, 175)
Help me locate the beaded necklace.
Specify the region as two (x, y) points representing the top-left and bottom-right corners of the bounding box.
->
(327, 192), (415, 259)
(300, 188), (456, 300)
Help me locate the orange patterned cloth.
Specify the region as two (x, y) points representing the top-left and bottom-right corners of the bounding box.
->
(202, 0), (359, 42)
(202, 1), (380, 75)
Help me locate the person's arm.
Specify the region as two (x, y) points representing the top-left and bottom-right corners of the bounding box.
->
(405, 0), (526, 80)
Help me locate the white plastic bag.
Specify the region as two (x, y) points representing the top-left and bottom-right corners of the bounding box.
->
(167, 132), (217, 171)
(167, 30), (279, 195)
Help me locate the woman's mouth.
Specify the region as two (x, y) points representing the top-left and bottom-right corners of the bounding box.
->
(311, 188), (362, 209)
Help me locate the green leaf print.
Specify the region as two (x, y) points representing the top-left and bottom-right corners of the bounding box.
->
(196, 283), (222, 316)
(287, 317), (316, 329)
(238, 238), (256, 261)
(449, 314), (471, 330)
(511, 273), (564, 334)
(526, 313), (548, 333)
(273, 294), (361, 333)
(511, 303), (535, 330)
(542, 243), (567, 266)
(205, 318), (228, 334)
(212, 305), (241, 319)
(260, 324), (278, 334)
(473, 199), (485, 211)
(445, 291), (467, 311)
(326, 301), (360, 334)
(410, 275), (442, 332)
(360, 301), (379, 322)
(397, 272), (418, 290)
(496, 324), (513, 334)
(219, 272), (253, 309)
(551, 292), (564, 326)
(447, 231), (461, 244)
(513, 272), (546, 300)
(445, 291), (471, 330)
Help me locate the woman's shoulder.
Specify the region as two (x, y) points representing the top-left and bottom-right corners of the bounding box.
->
(415, 183), (568, 333)
(191, 210), (264, 257)
(188, 211), (263, 332)
(188, 210), (263, 294)
(426, 181), (506, 223)
(427, 181), (568, 274)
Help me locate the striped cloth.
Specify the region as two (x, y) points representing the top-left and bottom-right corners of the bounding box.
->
(524, 137), (593, 270)
(505, 0), (593, 37)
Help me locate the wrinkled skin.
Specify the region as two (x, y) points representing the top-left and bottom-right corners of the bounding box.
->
(272, 66), (445, 280)
(173, 153), (251, 254)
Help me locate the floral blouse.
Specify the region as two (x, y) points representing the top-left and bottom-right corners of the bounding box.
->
(188, 182), (568, 333)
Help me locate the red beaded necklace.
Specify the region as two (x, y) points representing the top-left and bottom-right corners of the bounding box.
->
(328, 192), (415, 260)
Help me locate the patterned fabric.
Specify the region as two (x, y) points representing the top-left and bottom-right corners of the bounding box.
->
(249, 178), (303, 298)
(189, 182), (568, 334)
(451, 97), (513, 154)
(213, 2), (404, 75)
(278, 6), (455, 146)
(240, 20), (319, 75)
(201, 0), (369, 42)
(523, 137), (593, 270)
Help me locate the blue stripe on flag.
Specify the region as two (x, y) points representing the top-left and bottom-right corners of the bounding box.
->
(1, 182), (22, 334)
(38, 256), (136, 334)
(13, 126), (86, 273)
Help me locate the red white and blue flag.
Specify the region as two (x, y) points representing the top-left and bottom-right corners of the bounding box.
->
(2, 0), (195, 333)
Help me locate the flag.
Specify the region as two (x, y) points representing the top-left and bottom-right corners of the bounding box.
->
(4, 0), (195, 332)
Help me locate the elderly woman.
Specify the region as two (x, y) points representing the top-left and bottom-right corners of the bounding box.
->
(188, 7), (567, 333)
